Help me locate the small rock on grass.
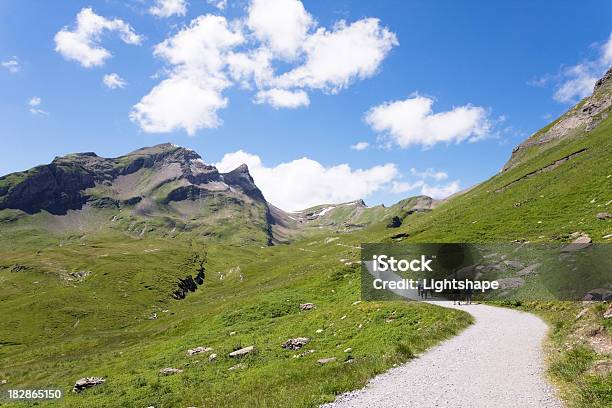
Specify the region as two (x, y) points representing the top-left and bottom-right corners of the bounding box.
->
(562, 234), (592, 252)
(228, 363), (246, 371)
(282, 337), (310, 350)
(317, 357), (337, 364)
(73, 377), (105, 393)
(159, 368), (183, 376)
(517, 263), (540, 276)
(229, 345), (255, 357)
(186, 346), (213, 356)
(208, 353), (217, 362)
(503, 260), (524, 269)
(300, 303), (315, 311)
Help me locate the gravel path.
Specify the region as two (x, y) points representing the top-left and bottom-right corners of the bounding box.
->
(322, 301), (563, 408)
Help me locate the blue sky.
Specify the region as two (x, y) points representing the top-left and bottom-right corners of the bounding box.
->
(1, 0), (611, 211)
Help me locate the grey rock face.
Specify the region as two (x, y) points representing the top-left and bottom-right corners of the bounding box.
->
(502, 66), (612, 172)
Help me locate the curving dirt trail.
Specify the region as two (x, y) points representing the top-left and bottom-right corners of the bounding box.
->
(322, 301), (563, 408)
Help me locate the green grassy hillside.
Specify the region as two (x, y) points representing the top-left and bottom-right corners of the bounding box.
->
(0, 70), (610, 408)
(0, 225), (471, 407)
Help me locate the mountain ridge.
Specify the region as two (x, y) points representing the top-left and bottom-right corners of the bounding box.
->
(0, 143), (436, 244)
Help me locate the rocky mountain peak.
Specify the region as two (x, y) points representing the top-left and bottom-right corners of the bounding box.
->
(502, 65), (612, 171)
(221, 163), (265, 202)
(594, 66), (612, 93)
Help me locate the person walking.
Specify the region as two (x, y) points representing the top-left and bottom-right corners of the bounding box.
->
(465, 285), (473, 305)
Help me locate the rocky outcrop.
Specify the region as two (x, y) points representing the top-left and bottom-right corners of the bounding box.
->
(386, 216), (402, 228)
(503, 66), (612, 171)
(0, 161), (96, 215)
(221, 164), (266, 202)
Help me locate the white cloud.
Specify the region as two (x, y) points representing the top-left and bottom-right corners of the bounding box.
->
(103, 73), (127, 89)
(28, 96), (48, 115)
(247, 0), (313, 60)
(537, 32), (612, 104)
(390, 167), (455, 197)
(275, 18), (398, 92)
(390, 180), (423, 194)
(226, 48), (274, 88)
(215, 150), (398, 211)
(54, 7), (142, 68)
(254, 88), (309, 108)
(603, 32), (612, 65)
(420, 181), (460, 199)
(365, 95), (491, 148)
(132, 1), (397, 133)
(130, 15), (242, 134)
(350, 141), (369, 151)
(149, 0), (187, 18)
(130, 71), (229, 134)
(553, 65), (598, 103)
(1, 57), (20, 73)
(409, 167), (448, 181)
(209, 0), (228, 10)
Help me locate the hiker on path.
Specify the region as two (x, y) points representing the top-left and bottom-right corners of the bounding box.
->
(465, 285), (473, 305)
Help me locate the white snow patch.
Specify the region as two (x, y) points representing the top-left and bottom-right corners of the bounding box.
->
(318, 206), (335, 216)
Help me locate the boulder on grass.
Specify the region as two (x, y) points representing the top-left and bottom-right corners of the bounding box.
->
(73, 377), (105, 393)
(282, 337), (310, 350)
(186, 346), (213, 356)
(159, 368), (183, 376)
(229, 346), (255, 358)
(562, 234), (592, 252)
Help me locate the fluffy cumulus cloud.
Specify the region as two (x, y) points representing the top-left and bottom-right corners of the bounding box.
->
(1, 56), (20, 73)
(247, 0), (313, 60)
(274, 18), (398, 92)
(103, 73), (127, 89)
(130, 15), (243, 134)
(365, 95), (491, 148)
(54, 8), (142, 68)
(129, 0), (397, 135)
(254, 88), (309, 108)
(533, 32), (612, 104)
(149, 0), (187, 18)
(215, 150), (398, 211)
(350, 141), (369, 151)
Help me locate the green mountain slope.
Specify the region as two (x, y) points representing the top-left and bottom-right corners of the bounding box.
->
(384, 69), (611, 244)
(0, 69), (610, 408)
